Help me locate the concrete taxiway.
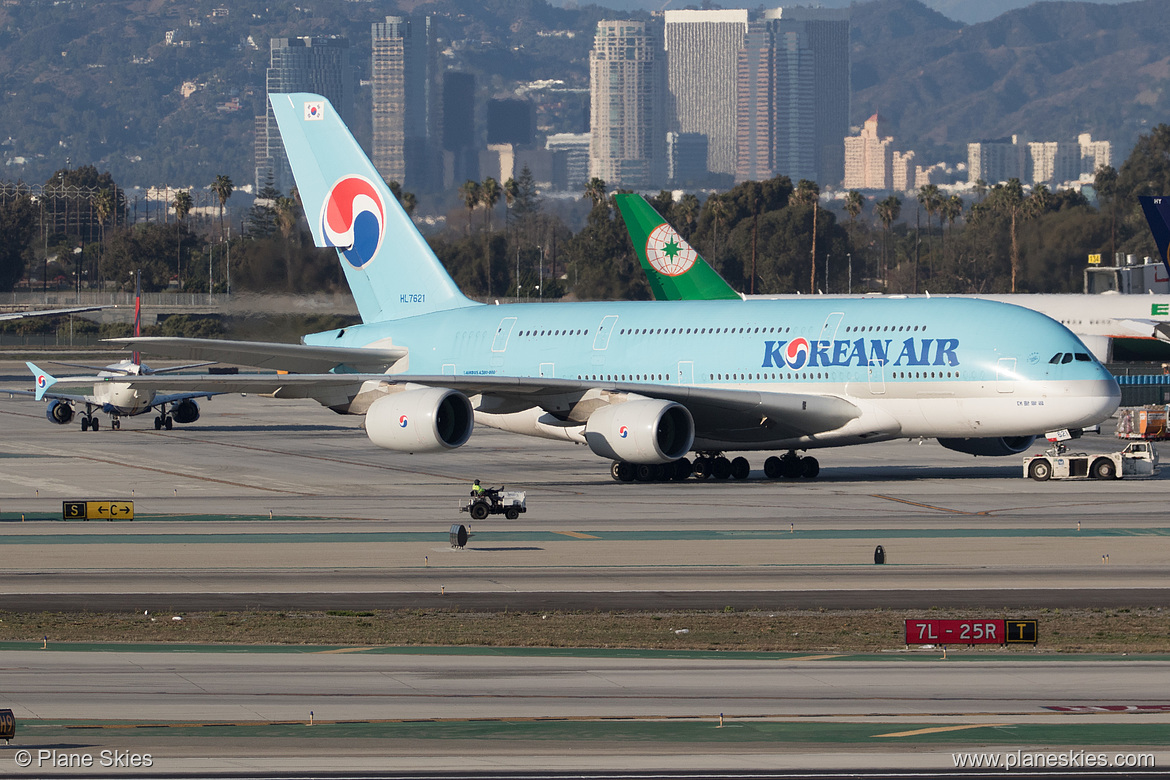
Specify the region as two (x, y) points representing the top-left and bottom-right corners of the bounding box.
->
(2, 361), (1169, 773)
(0, 370), (1168, 611)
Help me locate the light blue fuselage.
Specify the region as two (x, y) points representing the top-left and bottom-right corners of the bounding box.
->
(305, 296), (1119, 447)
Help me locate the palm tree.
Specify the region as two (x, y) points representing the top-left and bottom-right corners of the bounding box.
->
(941, 194), (963, 271)
(676, 193), (700, 238)
(274, 196), (300, 289)
(583, 177), (607, 209)
(459, 179), (481, 235)
(707, 195), (730, 254)
(917, 183), (942, 279)
(173, 189), (193, 223)
(875, 195), (901, 287)
(792, 180), (820, 293)
(401, 191), (417, 218)
(211, 174), (233, 242)
(503, 177), (519, 238)
(92, 189), (114, 291)
(983, 179), (1036, 293)
(481, 177), (501, 232)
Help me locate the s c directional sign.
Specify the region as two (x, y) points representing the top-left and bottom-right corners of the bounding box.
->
(62, 501), (134, 521)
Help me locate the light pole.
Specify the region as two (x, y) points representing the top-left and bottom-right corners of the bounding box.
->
(847, 252), (852, 294)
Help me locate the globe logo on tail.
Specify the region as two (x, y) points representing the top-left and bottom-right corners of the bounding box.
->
(320, 175), (386, 269)
(36, 375), (47, 390)
(785, 338), (811, 370)
(645, 224), (697, 277)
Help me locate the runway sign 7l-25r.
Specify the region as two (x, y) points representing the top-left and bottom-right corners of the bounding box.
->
(905, 619), (1037, 645)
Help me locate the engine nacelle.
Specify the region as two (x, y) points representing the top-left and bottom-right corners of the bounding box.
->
(937, 435), (1036, 457)
(171, 399), (200, 424)
(584, 399), (694, 464)
(46, 399), (73, 425)
(365, 388), (474, 452)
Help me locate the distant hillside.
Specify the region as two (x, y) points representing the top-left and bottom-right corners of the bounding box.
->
(851, 0), (1170, 163)
(0, 0), (1165, 190)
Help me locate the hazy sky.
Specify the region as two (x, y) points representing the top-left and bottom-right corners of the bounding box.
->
(564, 0), (1132, 26)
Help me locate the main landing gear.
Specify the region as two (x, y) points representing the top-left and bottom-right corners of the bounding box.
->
(153, 414), (173, 430)
(609, 450), (819, 482)
(79, 403), (99, 432)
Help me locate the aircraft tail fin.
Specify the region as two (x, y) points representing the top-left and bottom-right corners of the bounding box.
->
(614, 194), (741, 301)
(1140, 196), (1170, 275)
(28, 361), (56, 401)
(269, 93), (478, 323)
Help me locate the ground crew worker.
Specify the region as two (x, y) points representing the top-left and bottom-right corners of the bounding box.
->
(471, 479), (485, 496)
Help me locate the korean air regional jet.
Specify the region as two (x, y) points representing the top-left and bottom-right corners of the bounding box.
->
(47, 93), (1120, 481)
(21, 281), (215, 431)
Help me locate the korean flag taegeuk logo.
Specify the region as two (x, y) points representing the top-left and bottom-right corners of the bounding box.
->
(304, 101), (325, 121)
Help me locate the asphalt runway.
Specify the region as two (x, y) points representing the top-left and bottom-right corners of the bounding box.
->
(3, 647), (1169, 774)
(4, 361), (1170, 774)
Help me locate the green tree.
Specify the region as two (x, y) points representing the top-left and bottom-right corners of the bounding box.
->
(274, 196), (300, 289)
(1094, 164), (1119, 262)
(0, 195), (37, 291)
(977, 179), (1037, 293)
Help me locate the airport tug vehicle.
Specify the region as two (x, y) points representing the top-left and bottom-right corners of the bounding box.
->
(1024, 429), (1158, 481)
(461, 487), (527, 520)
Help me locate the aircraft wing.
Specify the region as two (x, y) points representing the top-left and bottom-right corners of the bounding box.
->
(105, 337), (408, 373)
(0, 305), (105, 321)
(35, 371), (861, 440)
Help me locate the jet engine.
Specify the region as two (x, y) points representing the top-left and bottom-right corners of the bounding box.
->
(365, 388), (474, 452)
(937, 436), (1036, 457)
(171, 399), (200, 424)
(584, 399), (694, 464)
(46, 400), (73, 425)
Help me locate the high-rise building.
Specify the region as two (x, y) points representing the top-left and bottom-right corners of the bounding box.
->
(258, 36), (351, 193)
(762, 8), (850, 186)
(843, 113), (893, 190)
(969, 134), (1110, 186)
(892, 150), (916, 193)
(442, 71), (477, 188)
(588, 20), (665, 189)
(1079, 133), (1112, 175)
(967, 136), (1027, 185)
(667, 132), (709, 185)
(546, 133), (590, 192)
(663, 9), (747, 178)
(487, 99), (536, 147)
(372, 15), (438, 192)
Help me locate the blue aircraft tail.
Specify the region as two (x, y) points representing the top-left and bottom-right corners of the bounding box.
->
(27, 361), (56, 401)
(1139, 196), (1170, 275)
(269, 93), (478, 323)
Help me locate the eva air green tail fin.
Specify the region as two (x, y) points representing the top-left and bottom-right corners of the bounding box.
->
(615, 194), (742, 301)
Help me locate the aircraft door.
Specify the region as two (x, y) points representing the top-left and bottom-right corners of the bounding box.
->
(867, 358), (886, 395)
(539, 362), (555, 377)
(593, 315), (618, 350)
(817, 312), (845, 343)
(491, 317), (517, 352)
(996, 357), (1017, 393)
(677, 361), (694, 385)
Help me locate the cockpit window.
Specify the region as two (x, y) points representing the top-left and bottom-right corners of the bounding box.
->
(1074, 353), (1091, 361)
(1049, 353), (1063, 364)
(1061, 353), (1073, 364)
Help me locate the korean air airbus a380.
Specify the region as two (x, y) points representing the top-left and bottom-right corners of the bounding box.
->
(51, 93), (1120, 481)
